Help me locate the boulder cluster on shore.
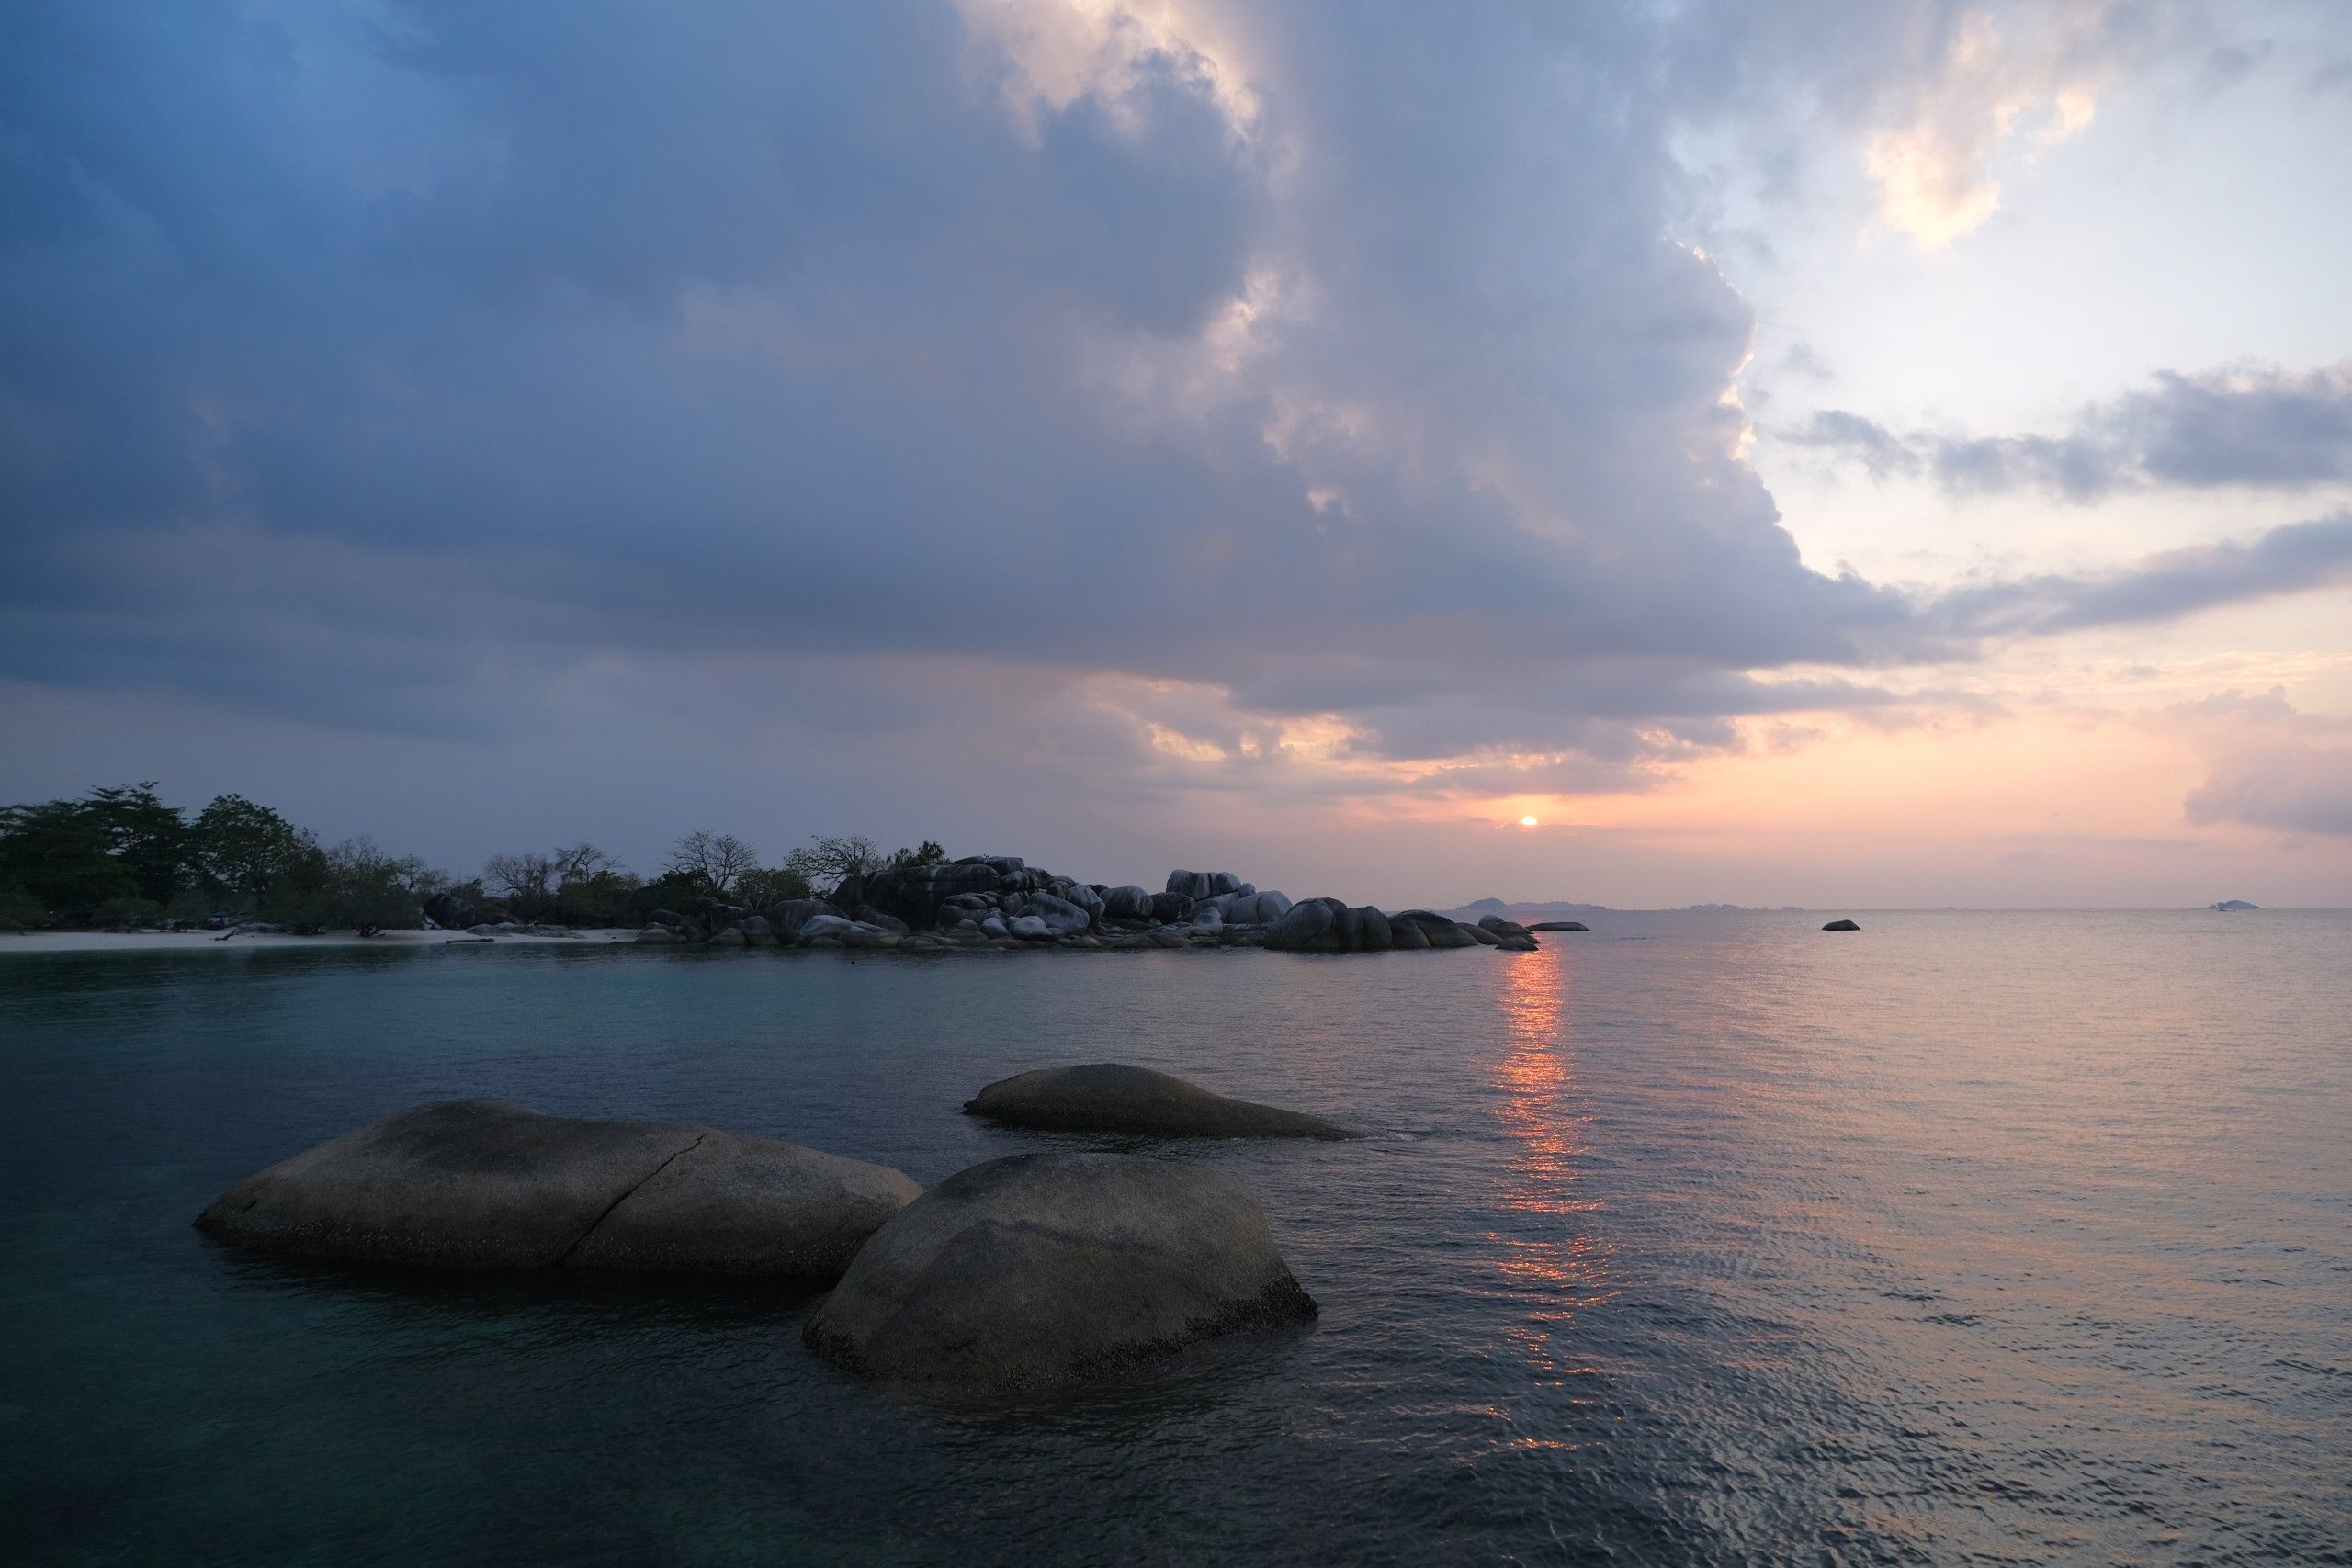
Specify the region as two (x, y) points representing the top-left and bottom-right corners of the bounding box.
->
(198, 1063), (1351, 1398)
(631, 856), (1541, 953)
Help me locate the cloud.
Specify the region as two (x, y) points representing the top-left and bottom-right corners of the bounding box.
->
(1926, 513), (2352, 637)
(1792, 360), (2352, 501)
(1860, 7), (2120, 249)
(2172, 688), (2352, 837)
(0, 0), (2338, 870)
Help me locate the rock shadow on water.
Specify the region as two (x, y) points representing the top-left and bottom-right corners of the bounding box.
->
(205, 1243), (827, 1336)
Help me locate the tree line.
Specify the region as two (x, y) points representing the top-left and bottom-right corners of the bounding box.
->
(0, 783), (944, 935)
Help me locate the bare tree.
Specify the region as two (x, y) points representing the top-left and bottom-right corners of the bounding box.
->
(781, 833), (885, 893)
(484, 852), (557, 914)
(667, 830), (758, 897)
(550, 843), (620, 886)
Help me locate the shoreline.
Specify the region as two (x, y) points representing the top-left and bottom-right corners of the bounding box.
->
(0, 929), (639, 955)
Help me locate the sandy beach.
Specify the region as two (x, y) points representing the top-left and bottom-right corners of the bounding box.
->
(0, 929), (637, 956)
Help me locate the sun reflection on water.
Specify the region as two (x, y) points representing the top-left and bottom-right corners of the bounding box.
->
(1489, 945), (1617, 1376)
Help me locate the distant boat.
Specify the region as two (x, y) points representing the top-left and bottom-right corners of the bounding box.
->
(2206, 899), (2259, 911)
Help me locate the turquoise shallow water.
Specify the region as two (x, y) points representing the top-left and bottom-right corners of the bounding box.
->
(3, 911), (2348, 1565)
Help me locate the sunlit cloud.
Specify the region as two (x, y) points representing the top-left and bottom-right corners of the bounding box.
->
(1863, 9), (2116, 250)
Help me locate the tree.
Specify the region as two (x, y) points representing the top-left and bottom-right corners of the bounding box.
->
(483, 852), (558, 918)
(667, 830), (758, 898)
(888, 840), (946, 870)
(780, 834), (885, 894)
(79, 784), (192, 901)
(323, 838), (428, 936)
(192, 795), (303, 899)
(735, 864), (813, 911)
(0, 882), (55, 931)
(551, 844), (619, 886)
(265, 837), (429, 935)
(0, 797), (138, 919)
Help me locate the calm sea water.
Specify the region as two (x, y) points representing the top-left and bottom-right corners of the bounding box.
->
(3, 911), (2347, 1565)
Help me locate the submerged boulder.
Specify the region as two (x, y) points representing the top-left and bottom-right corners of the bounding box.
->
(964, 1063), (1362, 1140)
(1822, 919), (1860, 931)
(802, 1152), (1316, 1394)
(194, 1100), (919, 1279)
(1528, 920), (1589, 931)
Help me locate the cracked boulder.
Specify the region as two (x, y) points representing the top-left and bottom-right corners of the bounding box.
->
(804, 1152), (1316, 1395)
(194, 1100), (919, 1279)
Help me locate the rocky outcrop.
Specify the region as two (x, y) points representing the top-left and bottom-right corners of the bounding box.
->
(1528, 920), (1589, 931)
(194, 1100), (919, 1279)
(1477, 915), (1538, 951)
(1265, 897), (1363, 952)
(1389, 909), (1481, 949)
(1165, 869), (1245, 900)
(1822, 919), (1860, 931)
(963, 1064), (1362, 1140)
(1148, 890), (1196, 924)
(634, 855), (1538, 957)
(802, 1152), (1316, 1395)
(1101, 884), (1155, 922)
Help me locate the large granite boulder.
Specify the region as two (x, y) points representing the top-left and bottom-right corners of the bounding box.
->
(1223, 890), (1293, 924)
(1476, 914), (1538, 951)
(853, 860), (1003, 929)
(1165, 869), (1244, 900)
(1390, 909), (1479, 949)
(1265, 897), (1368, 953)
(1023, 892), (1095, 935)
(1148, 890), (1196, 925)
(802, 1153), (1316, 1394)
(1042, 878), (1105, 925)
(1100, 884), (1155, 922)
(797, 913), (856, 943)
(422, 892), (479, 931)
(194, 1100), (919, 1279)
(963, 1063), (1362, 1140)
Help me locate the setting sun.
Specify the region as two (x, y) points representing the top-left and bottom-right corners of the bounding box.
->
(1519, 815), (1540, 827)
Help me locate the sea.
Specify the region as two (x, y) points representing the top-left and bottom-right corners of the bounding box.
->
(3, 909), (2346, 1565)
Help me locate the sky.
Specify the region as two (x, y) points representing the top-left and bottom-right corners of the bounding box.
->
(4, 0), (2350, 908)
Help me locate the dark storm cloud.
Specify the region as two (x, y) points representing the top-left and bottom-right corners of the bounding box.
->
(1796, 362), (2352, 502)
(0, 0), (2336, 802)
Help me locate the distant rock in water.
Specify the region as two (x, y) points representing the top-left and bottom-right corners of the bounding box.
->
(802, 1152), (1317, 1395)
(1822, 919), (1860, 931)
(964, 1063), (1362, 1140)
(2207, 899), (2259, 911)
(195, 1100), (918, 1280)
(1528, 920), (1589, 931)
